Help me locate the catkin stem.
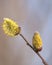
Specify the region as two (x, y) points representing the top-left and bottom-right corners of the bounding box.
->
(19, 33), (48, 65)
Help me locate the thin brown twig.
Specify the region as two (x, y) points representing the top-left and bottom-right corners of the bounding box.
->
(19, 33), (48, 65)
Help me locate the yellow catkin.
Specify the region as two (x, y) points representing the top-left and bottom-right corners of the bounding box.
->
(32, 31), (42, 52)
(2, 18), (21, 36)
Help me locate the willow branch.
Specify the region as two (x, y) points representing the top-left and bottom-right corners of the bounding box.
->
(19, 33), (48, 65)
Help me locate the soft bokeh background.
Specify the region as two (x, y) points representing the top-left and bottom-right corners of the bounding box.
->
(0, 0), (52, 65)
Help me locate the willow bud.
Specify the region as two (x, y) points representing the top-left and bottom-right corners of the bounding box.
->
(32, 32), (42, 52)
(2, 18), (21, 36)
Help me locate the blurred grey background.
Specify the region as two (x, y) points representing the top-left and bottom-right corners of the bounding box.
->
(0, 0), (52, 65)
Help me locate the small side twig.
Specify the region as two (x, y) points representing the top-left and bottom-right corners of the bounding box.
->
(19, 33), (48, 65)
